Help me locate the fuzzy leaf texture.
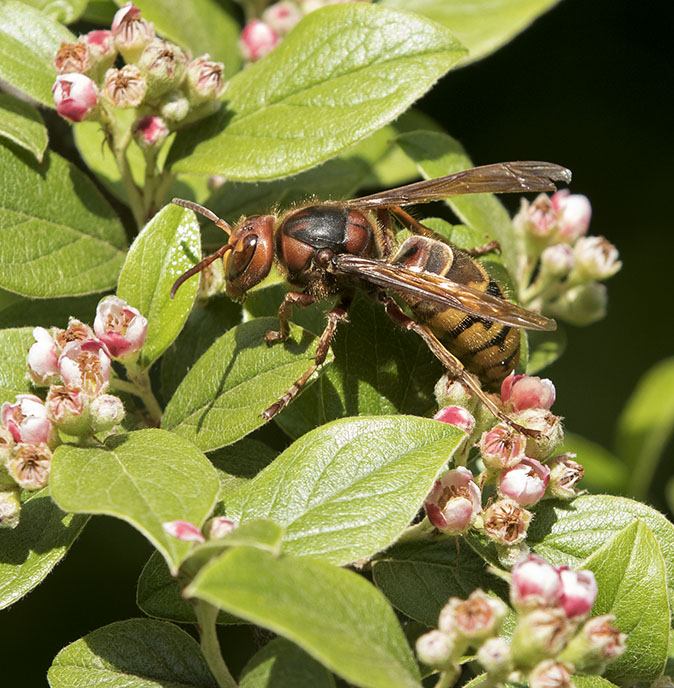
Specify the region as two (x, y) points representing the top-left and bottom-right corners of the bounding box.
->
(0, 144), (126, 297)
(0, 93), (48, 162)
(0, 489), (88, 609)
(188, 546), (421, 688)
(50, 429), (219, 573)
(161, 318), (333, 451)
(168, 3), (466, 179)
(0, 327), (34, 405)
(117, 204), (201, 370)
(226, 415), (466, 565)
(48, 618), (218, 688)
(19, 0), (87, 24)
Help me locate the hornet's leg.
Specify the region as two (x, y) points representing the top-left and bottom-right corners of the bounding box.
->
(377, 292), (539, 438)
(262, 298), (351, 421)
(265, 291), (317, 344)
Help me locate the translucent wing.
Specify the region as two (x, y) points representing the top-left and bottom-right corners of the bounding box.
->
(344, 161), (571, 210)
(334, 254), (556, 332)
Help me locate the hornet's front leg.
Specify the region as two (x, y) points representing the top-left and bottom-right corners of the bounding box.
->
(265, 291), (317, 345)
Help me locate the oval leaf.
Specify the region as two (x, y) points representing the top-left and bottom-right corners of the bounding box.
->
(240, 638), (335, 688)
(117, 204), (201, 370)
(585, 520), (669, 683)
(48, 618), (218, 688)
(0, 145), (126, 297)
(227, 415), (466, 565)
(189, 546), (421, 688)
(50, 429), (220, 573)
(169, 3), (466, 179)
(0, 93), (48, 162)
(0, 1), (73, 106)
(20, 0), (88, 24)
(161, 318), (332, 451)
(0, 327), (34, 405)
(381, 0), (560, 66)
(0, 489), (88, 609)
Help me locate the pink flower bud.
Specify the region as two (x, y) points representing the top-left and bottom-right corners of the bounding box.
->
(239, 20), (280, 62)
(207, 516), (237, 539)
(27, 327), (60, 386)
(162, 519), (205, 542)
(528, 660), (574, 688)
(111, 2), (155, 63)
(557, 566), (597, 620)
(262, 1), (303, 35)
(511, 554), (563, 612)
(103, 65), (147, 108)
(1, 394), (55, 445)
(433, 405), (476, 434)
(540, 244), (575, 278)
(415, 630), (454, 669)
(0, 486), (21, 529)
(94, 296), (148, 359)
(547, 453), (584, 499)
(513, 194), (559, 239)
(424, 467), (481, 534)
(476, 637), (513, 679)
(81, 30), (116, 67)
(7, 443), (52, 490)
(185, 54), (227, 103)
(501, 373), (556, 412)
(53, 41), (91, 74)
(572, 236), (622, 281)
(449, 590), (508, 642)
(46, 385), (89, 435)
(479, 423), (527, 470)
(52, 73), (99, 122)
(90, 394), (126, 433)
(551, 189), (592, 242)
(499, 457), (550, 507)
(483, 498), (532, 545)
(133, 115), (169, 149)
(58, 339), (111, 397)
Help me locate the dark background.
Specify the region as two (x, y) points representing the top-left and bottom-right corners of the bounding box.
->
(2, 0), (672, 684)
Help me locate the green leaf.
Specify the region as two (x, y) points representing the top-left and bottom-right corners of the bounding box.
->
(161, 318), (332, 451)
(80, 0), (117, 24)
(48, 618), (218, 688)
(189, 546), (421, 688)
(169, 3), (466, 179)
(160, 296), (242, 403)
(227, 416), (466, 565)
(0, 1), (73, 106)
(396, 130), (520, 277)
(271, 290), (442, 439)
(117, 204), (201, 370)
(381, 0), (560, 66)
(584, 520), (669, 682)
(123, 0), (241, 78)
(559, 432), (628, 494)
(573, 678), (619, 688)
(526, 327), (567, 374)
(0, 292), (102, 329)
(372, 538), (509, 627)
(526, 494), (674, 606)
(136, 550), (240, 624)
(0, 92), (48, 162)
(18, 0), (87, 23)
(240, 638), (335, 688)
(50, 429), (220, 573)
(0, 489), (88, 609)
(616, 356), (674, 499)
(0, 144), (127, 297)
(0, 327), (34, 405)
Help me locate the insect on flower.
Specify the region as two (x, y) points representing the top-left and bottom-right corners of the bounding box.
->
(171, 162), (571, 433)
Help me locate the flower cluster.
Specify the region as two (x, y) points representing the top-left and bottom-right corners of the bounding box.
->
(513, 190), (621, 326)
(428, 373), (583, 554)
(51, 3), (226, 137)
(416, 555), (626, 687)
(239, 0), (368, 62)
(0, 297), (146, 527)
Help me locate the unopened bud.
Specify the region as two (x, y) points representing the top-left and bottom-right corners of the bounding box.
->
(239, 19), (280, 62)
(551, 190), (592, 242)
(46, 385), (90, 436)
(90, 394), (125, 433)
(511, 608), (575, 668)
(433, 405), (476, 434)
(103, 65), (147, 108)
(540, 244), (575, 279)
(53, 41), (91, 74)
(207, 516), (237, 539)
(93, 295), (148, 359)
(7, 443), (52, 491)
(0, 487), (21, 529)
(477, 637), (513, 680)
(528, 660), (574, 688)
(160, 90), (190, 122)
(162, 519), (205, 542)
(511, 554), (563, 612)
(547, 282), (607, 326)
(434, 376), (479, 416)
(451, 590), (507, 643)
(557, 567), (597, 620)
(513, 194), (558, 240)
(133, 115), (169, 150)
(52, 73), (99, 122)
(547, 453), (584, 499)
(415, 630), (454, 669)
(501, 373), (556, 412)
(479, 423), (527, 470)
(185, 55), (227, 104)
(571, 236), (622, 282)
(482, 498), (532, 545)
(111, 2), (155, 63)
(138, 39), (188, 99)
(499, 457), (550, 507)
(80, 30), (117, 72)
(424, 467), (481, 534)
(262, 1), (303, 35)
(558, 614), (626, 673)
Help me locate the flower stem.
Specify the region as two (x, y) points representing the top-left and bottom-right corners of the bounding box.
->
(109, 369), (163, 424)
(433, 665), (460, 688)
(195, 601), (238, 688)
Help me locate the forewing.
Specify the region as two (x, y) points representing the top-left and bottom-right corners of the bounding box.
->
(334, 254), (556, 332)
(344, 161), (572, 210)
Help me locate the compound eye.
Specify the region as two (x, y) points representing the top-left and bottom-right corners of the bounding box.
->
(227, 234), (258, 282)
